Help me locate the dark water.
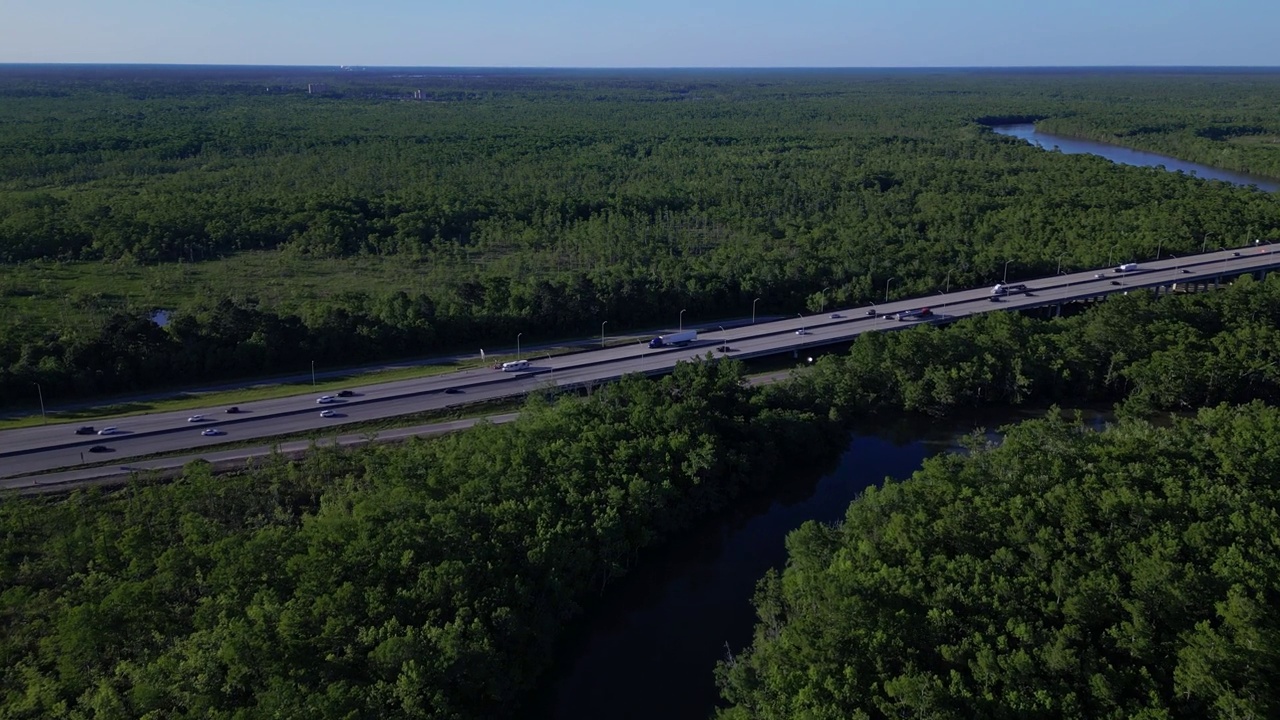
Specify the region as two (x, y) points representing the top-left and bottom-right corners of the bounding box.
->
(535, 415), (1027, 720)
(992, 124), (1279, 192)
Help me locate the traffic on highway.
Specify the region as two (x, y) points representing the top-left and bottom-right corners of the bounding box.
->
(4, 245), (1278, 484)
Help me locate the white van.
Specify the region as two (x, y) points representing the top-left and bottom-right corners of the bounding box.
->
(501, 360), (530, 372)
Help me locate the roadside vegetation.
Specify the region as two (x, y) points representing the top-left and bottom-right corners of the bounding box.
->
(3, 68), (1279, 406)
(5, 274), (1280, 717)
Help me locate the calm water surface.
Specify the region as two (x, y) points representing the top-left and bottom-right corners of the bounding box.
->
(993, 124), (1279, 192)
(535, 413), (1052, 719)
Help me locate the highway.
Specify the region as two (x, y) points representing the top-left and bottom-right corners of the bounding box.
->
(3, 246), (1278, 482)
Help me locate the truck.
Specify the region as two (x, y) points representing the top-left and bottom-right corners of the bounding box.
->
(648, 330), (698, 348)
(895, 308), (933, 321)
(1113, 263), (1139, 273)
(991, 283), (1028, 296)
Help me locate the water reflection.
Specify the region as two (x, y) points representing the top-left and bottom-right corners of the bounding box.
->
(992, 124), (1279, 192)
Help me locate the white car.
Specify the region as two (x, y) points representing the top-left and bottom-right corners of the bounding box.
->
(200, 428), (223, 436)
(97, 427), (118, 435)
(316, 396), (336, 404)
(795, 328), (809, 335)
(319, 409), (336, 418)
(187, 414), (205, 422)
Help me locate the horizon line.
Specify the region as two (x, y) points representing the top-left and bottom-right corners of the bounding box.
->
(2, 62), (1280, 71)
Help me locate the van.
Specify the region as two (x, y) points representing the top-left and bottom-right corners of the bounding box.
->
(501, 360), (530, 372)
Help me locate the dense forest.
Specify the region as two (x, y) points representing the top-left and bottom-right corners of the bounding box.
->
(2, 67), (1279, 404)
(6, 270), (1280, 718)
(0, 359), (839, 718)
(716, 403), (1280, 719)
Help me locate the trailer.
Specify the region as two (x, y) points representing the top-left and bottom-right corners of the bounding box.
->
(895, 308), (934, 321)
(648, 330), (698, 348)
(500, 359), (530, 372)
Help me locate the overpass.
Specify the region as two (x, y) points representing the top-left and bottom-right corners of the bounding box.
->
(3, 245), (1278, 483)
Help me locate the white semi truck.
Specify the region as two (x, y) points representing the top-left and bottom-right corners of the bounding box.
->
(648, 330), (698, 348)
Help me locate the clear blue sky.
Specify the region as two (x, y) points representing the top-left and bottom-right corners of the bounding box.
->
(2, 0), (1276, 67)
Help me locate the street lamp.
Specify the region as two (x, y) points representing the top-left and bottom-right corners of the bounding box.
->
(1056, 255), (1066, 275)
(33, 382), (46, 425)
(517, 332), (523, 360)
(1156, 237), (1164, 260)
(311, 361), (316, 387)
(679, 308), (687, 331)
(752, 297), (761, 324)
(1002, 260), (1013, 284)
(943, 269), (953, 293)
(821, 286), (831, 313)
(600, 321), (608, 348)
(884, 277), (895, 302)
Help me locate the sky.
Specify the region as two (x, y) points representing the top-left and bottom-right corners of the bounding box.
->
(1, 0), (1276, 67)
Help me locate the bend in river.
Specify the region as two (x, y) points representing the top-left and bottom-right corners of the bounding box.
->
(992, 124), (1279, 193)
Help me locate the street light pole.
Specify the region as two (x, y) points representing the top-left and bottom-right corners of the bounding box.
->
(679, 308), (687, 332)
(1156, 237), (1164, 260)
(601, 321), (608, 348)
(33, 383), (46, 424)
(821, 286), (831, 313)
(517, 332), (523, 360)
(1002, 260), (1012, 284)
(943, 269), (952, 293)
(311, 361), (316, 387)
(885, 277), (895, 303)
(752, 297), (761, 324)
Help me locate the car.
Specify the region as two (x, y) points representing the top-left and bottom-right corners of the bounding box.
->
(97, 427), (118, 435)
(226, 406), (240, 414)
(1180, 269), (1192, 274)
(75, 426), (95, 435)
(187, 414), (205, 423)
(829, 313), (842, 319)
(444, 388), (463, 394)
(316, 395), (336, 404)
(337, 390), (355, 397)
(1110, 280), (1122, 286)
(795, 329), (809, 335)
(716, 345), (733, 352)
(989, 295), (1002, 302)
(319, 409), (336, 418)
(1094, 273), (1105, 279)
(865, 308), (876, 316)
(1232, 251), (1241, 257)
(88, 445), (110, 453)
(200, 428), (223, 436)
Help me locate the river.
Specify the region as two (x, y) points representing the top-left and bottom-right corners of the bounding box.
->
(534, 410), (1104, 719)
(992, 124), (1279, 192)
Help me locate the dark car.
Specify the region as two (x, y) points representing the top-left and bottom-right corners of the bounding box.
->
(1110, 280), (1122, 286)
(338, 390), (355, 397)
(88, 445), (110, 453)
(717, 345), (732, 352)
(226, 406), (240, 414)
(865, 308), (876, 316)
(444, 388), (463, 394)
(75, 426), (95, 435)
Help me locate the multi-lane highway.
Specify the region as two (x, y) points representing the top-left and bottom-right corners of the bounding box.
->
(3, 245), (1278, 483)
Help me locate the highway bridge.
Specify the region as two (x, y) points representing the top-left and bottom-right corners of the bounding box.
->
(3, 245), (1278, 486)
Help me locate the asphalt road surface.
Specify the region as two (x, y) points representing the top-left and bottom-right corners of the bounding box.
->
(3, 246), (1277, 482)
